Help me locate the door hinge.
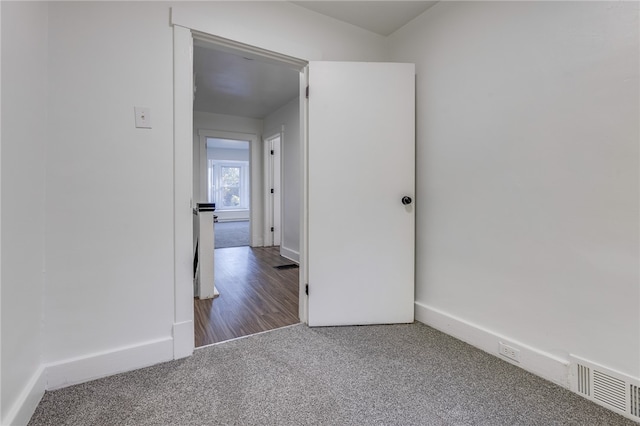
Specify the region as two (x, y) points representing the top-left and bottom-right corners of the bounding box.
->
(271, 227), (274, 232)
(305, 284), (309, 295)
(270, 149), (274, 155)
(305, 85), (309, 99)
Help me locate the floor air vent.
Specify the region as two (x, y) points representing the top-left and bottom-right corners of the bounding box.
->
(577, 363), (590, 396)
(274, 264), (299, 270)
(631, 384), (640, 418)
(570, 355), (640, 422)
(593, 370), (626, 412)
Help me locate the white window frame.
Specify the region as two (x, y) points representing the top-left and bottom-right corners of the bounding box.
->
(208, 159), (250, 210)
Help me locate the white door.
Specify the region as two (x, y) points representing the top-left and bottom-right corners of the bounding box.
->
(271, 136), (282, 247)
(264, 134), (282, 247)
(307, 62), (415, 326)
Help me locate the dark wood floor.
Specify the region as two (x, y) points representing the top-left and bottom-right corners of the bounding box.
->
(194, 246), (300, 347)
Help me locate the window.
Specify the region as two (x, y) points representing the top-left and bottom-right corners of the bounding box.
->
(208, 160), (250, 210)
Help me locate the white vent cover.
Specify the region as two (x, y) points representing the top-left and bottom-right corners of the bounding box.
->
(570, 355), (640, 422)
(577, 363), (590, 396)
(593, 370), (626, 412)
(631, 384), (640, 418)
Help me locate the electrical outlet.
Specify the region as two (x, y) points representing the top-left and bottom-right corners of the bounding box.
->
(134, 107), (152, 129)
(499, 342), (520, 362)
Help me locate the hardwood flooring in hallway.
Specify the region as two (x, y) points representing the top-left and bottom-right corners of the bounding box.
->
(194, 246), (300, 347)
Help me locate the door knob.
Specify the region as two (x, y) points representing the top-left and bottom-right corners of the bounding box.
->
(402, 196), (412, 205)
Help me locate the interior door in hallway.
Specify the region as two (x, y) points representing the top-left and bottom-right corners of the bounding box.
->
(264, 134), (282, 247)
(307, 62), (415, 326)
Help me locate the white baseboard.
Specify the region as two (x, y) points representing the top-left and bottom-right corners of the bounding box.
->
(173, 320), (194, 359)
(5, 337), (177, 424)
(280, 246), (299, 263)
(415, 302), (569, 388)
(45, 337), (174, 390)
(1, 365), (46, 426)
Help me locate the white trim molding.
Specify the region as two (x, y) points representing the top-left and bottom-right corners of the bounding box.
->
(173, 321), (195, 359)
(171, 8), (317, 67)
(415, 302), (570, 388)
(280, 246), (299, 263)
(1, 365), (46, 426)
(172, 5), (311, 334)
(299, 66), (309, 324)
(4, 336), (178, 425)
(173, 24), (195, 361)
(46, 337), (174, 391)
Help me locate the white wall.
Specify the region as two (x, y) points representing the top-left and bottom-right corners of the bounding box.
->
(44, 1), (176, 371)
(21, 0), (386, 400)
(173, 1), (387, 63)
(0, 2), (48, 424)
(4, 0), (638, 423)
(264, 98), (301, 261)
(389, 1), (639, 380)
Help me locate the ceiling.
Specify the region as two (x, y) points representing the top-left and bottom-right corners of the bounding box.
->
(291, 1), (438, 36)
(193, 45), (300, 119)
(193, 1), (437, 118)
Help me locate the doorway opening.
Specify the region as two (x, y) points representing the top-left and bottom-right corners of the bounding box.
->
(174, 19), (415, 359)
(192, 37), (303, 347)
(206, 137), (251, 249)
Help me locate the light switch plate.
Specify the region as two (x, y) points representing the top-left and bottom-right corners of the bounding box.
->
(134, 107), (151, 129)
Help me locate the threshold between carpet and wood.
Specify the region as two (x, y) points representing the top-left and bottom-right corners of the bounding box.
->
(29, 323), (634, 426)
(194, 246), (299, 346)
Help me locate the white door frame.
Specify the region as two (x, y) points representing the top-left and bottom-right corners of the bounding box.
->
(198, 129), (260, 246)
(172, 15), (310, 359)
(173, 25), (196, 359)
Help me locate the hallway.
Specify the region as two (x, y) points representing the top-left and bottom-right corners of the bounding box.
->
(194, 246), (299, 346)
